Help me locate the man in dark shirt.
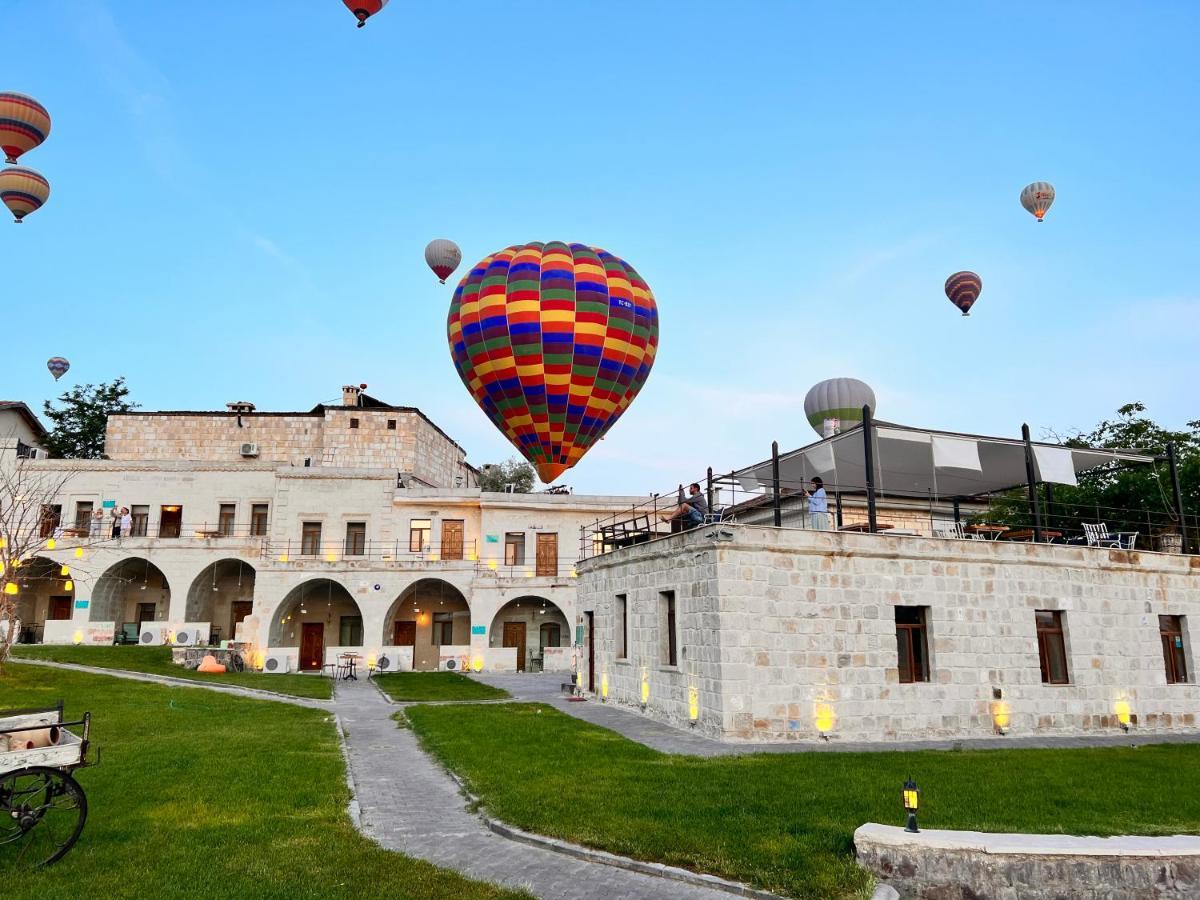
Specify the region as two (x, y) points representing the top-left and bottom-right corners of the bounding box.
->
(659, 483), (708, 528)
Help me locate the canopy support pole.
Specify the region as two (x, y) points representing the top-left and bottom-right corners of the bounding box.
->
(771, 441), (782, 527)
(1045, 483), (1055, 532)
(706, 467), (714, 516)
(953, 499), (961, 525)
(863, 406), (878, 533)
(1022, 424), (1043, 542)
(1168, 442), (1188, 553)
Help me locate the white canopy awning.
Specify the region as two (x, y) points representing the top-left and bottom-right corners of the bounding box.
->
(731, 421), (1156, 499)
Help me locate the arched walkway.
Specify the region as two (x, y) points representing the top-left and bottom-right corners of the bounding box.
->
(488, 596), (570, 673)
(382, 578), (470, 671)
(185, 559), (257, 643)
(10, 556), (75, 642)
(269, 578), (363, 671)
(90, 557), (170, 629)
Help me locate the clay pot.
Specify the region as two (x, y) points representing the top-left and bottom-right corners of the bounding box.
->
(196, 654), (226, 674)
(7, 726), (60, 750)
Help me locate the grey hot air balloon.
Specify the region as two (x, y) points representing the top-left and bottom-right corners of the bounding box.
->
(424, 239), (462, 284)
(803, 378), (876, 438)
(1020, 181), (1055, 222)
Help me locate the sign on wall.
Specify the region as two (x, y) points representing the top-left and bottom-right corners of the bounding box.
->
(74, 599), (89, 609)
(471, 625), (486, 635)
(485, 534), (499, 543)
(102, 500), (116, 509)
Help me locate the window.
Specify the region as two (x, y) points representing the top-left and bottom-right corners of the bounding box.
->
(250, 503), (269, 537)
(660, 591), (678, 667)
(505, 532), (526, 566)
(345, 521), (366, 556)
(540, 622), (561, 650)
(387, 419), (397, 431)
(616, 594), (628, 659)
(409, 519), (431, 553)
(40, 504), (62, 537)
(301, 521), (322, 556)
(895, 606), (930, 683)
(1161, 615), (1189, 684)
(130, 505), (149, 537)
(1036, 610), (1069, 684)
(433, 613), (454, 646)
(339, 615), (363, 646)
(536, 533), (558, 577)
(218, 503), (236, 536)
(74, 501), (93, 531)
(349, 417), (360, 429)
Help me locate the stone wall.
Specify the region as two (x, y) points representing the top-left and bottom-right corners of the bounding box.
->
(577, 525), (1200, 743)
(106, 413), (323, 466)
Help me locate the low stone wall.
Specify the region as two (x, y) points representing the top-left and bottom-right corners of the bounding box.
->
(855, 823), (1200, 898)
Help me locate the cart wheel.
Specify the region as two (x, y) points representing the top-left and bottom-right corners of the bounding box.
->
(0, 766), (88, 867)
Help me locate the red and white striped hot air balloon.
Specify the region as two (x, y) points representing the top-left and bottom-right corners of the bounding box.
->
(424, 239), (462, 284)
(343, 0), (387, 27)
(0, 166), (50, 223)
(0, 92), (51, 165)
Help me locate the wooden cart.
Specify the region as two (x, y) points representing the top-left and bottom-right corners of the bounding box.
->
(1, 702), (94, 867)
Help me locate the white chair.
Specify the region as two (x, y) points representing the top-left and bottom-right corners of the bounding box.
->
(1083, 522), (1138, 550)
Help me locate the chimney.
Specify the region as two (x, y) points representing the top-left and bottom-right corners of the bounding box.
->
(226, 401), (256, 414)
(342, 385), (362, 407)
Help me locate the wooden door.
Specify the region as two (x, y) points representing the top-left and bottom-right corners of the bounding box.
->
(300, 623), (325, 671)
(393, 620), (416, 646)
(503, 621), (526, 672)
(137, 602), (157, 627)
(441, 520), (464, 560)
(230, 601), (253, 640)
(536, 533), (558, 577)
(586, 611), (595, 692)
(50, 596), (73, 621)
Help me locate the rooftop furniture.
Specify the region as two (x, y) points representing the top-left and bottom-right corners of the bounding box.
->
(1083, 522), (1138, 550)
(115, 623), (139, 645)
(1001, 528), (1063, 543)
(964, 523), (1008, 540)
(839, 522), (893, 533)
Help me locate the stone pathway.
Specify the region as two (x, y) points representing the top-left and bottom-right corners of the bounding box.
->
(335, 676), (739, 900)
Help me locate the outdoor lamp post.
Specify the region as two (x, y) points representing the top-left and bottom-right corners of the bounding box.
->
(902, 778), (921, 833)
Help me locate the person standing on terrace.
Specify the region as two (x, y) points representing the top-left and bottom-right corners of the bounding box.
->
(804, 477), (829, 530)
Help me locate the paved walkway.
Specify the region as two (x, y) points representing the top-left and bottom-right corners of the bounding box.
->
(335, 677), (737, 900)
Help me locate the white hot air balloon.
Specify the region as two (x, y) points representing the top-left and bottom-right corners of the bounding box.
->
(1020, 181), (1055, 222)
(424, 239), (462, 284)
(803, 378), (876, 438)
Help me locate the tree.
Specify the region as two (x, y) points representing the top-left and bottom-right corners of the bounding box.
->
(42, 378), (138, 459)
(477, 458), (536, 493)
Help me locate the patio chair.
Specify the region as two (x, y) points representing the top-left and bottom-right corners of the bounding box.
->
(1083, 522), (1138, 550)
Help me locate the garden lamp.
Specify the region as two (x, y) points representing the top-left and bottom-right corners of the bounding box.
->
(902, 778), (921, 833)
(600, 671), (609, 702)
(1115, 700), (1132, 731)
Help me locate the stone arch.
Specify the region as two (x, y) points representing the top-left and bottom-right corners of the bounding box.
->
(10, 556), (74, 640)
(184, 558), (257, 642)
(382, 578), (470, 671)
(90, 557), (170, 626)
(269, 577), (363, 671)
(489, 595), (571, 672)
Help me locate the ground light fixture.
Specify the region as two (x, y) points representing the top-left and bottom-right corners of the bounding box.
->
(73, 630), (83, 645)
(902, 778), (921, 833)
(814, 702), (835, 739)
(1115, 700), (1133, 731)
(640, 666), (649, 708)
(688, 685), (700, 726)
(600, 671), (609, 701)
(990, 700), (1010, 735)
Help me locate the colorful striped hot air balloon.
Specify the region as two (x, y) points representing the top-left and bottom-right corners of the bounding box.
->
(425, 239), (462, 284)
(1020, 181), (1055, 222)
(945, 271), (982, 317)
(0, 166), (50, 222)
(447, 242), (659, 483)
(0, 92), (51, 165)
(46, 357), (70, 381)
(343, 0), (387, 27)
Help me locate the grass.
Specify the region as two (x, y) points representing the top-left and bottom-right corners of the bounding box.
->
(406, 702), (1200, 900)
(8, 645), (332, 700)
(372, 671), (509, 703)
(0, 663), (528, 899)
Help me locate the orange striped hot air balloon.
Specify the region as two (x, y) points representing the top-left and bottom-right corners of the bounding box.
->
(0, 92), (51, 165)
(343, 0), (387, 27)
(0, 166), (50, 222)
(944, 271), (982, 316)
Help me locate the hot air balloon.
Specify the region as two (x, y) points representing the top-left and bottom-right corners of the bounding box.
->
(945, 271), (982, 316)
(447, 242), (659, 483)
(46, 357), (70, 381)
(1020, 181), (1055, 222)
(804, 378), (876, 438)
(0, 166), (49, 222)
(425, 239), (462, 284)
(343, 0), (387, 27)
(0, 92), (51, 165)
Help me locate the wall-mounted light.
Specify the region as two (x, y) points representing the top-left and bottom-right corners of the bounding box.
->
(486, 559), (498, 571)
(60, 565), (70, 577)
(74, 547), (84, 559)
(278, 553), (289, 563)
(64, 580), (74, 592)
(902, 778), (921, 833)
(326, 552), (337, 563)
(46, 538), (57, 550)
(524, 568), (534, 578)
(3, 582), (18, 596)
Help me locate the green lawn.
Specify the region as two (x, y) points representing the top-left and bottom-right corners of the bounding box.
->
(9, 645), (332, 700)
(406, 703), (1200, 900)
(372, 671), (510, 703)
(0, 663), (527, 899)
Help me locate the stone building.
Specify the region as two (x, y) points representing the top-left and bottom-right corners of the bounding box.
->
(3, 386), (646, 674)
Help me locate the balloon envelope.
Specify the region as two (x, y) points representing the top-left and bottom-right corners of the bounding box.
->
(425, 239), (462, 284)
(343, 0), (387, 26)
(0, 166), (49, 222)
(47, 357), (69, 381)
(1020, 181), (1055, 221)
(945, 271), (982, 316)
(447, 242), (659, 483)
(803, 378), (876, 436)
(0, 92), (51, 165)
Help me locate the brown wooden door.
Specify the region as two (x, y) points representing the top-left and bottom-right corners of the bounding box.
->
(300, 623), (324, 671)
(230, 601), (253, 639)
(586, 611), (595, 692)
(536, 533), (558, 577)
(393, 620), (416, 646)
(137, 603), (157, 627)
(50, 597), (73, 621)
(441, 520), (464, 560)
(503, 621), (526, 672)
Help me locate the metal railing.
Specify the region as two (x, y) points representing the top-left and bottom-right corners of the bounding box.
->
(50, 521), (272, 541)
(262, 539), (480, 564)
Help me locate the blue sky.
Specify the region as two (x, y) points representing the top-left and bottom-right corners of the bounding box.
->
(5, 1), (1198, 494)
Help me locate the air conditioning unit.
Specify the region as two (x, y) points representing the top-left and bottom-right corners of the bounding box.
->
(174, 630), (192, 646)
(375, 651), (397, 673)
(440, 658), (462, 672)
(262, 653), (291, 674)
(139, 629), (162, 646)
(240, 442), (259, 457)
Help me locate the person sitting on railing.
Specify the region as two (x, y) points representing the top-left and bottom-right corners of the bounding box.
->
(659, 483), (708, 529)
(803, 477), (829, 530)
